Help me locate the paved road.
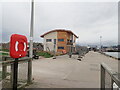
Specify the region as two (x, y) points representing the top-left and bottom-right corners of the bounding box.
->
(26, 51), (118, 88)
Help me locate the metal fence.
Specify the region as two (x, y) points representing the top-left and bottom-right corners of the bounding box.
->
(0, 56), (32, 89)
(101, 63), (120, 90)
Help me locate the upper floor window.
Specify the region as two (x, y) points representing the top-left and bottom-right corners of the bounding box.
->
(58, 39), (64, 42)
(46, 39), (52, 42)
(54, 39), (56, 44)
(58, 47), (64, 49)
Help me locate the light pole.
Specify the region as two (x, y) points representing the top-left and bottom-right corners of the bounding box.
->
(29, 0), (34, 58)
(100, 36), (102, 51)
(28, 0), (34, 83)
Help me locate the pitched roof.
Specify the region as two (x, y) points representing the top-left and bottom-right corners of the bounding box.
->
(40, 29), (78, 38)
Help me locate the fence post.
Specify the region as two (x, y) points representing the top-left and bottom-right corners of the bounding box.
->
(10, 63), (14, 88)
(13, 58), (18, 90)
(2, 57), (7, 79)
(101, 64), (105, 90)
(110, 78), (113, 90)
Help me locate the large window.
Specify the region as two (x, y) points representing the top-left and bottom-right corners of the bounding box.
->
(58, 47), (64, 49)
(46, 39), (52, 42)
(58, 39), (64, 42)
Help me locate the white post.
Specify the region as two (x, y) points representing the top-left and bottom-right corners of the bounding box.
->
(28, 0), (34, 83)
(100, 36), (102, 52)
(29, 0), (34, 58)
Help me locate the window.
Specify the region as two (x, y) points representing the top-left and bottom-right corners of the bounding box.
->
(58, 47), (64, 49)
(46, 39), (52, 42)
(58, 39), (64, 42)
(54, 39), (56, 44)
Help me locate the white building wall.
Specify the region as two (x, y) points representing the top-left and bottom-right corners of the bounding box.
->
(43, 32), (57, 52)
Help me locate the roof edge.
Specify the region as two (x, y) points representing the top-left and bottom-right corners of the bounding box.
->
(40, 29), (79, 38)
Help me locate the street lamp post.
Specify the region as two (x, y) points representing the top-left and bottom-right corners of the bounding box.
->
(100, 36), (102, 52)
(28, 0), (34, 83)
(29, 0), (34, 58)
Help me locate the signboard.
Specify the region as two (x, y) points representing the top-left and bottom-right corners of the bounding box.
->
(10, 34), (28, 58)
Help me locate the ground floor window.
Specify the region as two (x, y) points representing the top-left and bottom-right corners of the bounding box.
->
(46, 39), (52, 42)
(58, 47), (64, 49)
(58, 39), (64, 42)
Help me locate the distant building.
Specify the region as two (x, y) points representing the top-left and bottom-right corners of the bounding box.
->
(1, 42), (43, 52)
(2, 43), (10, 50)
(40, 29), (78, 53)
(87, 45), (98, 51)
(33, 42), (43, 51)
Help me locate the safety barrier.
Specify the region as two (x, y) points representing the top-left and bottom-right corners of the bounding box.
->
(101, 63), (120, 90)
(0, 56), (32, 89)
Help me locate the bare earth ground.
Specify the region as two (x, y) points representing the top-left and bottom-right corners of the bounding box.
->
(26, 51), (118, 88)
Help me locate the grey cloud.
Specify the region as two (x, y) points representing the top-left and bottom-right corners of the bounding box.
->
(2, 1), (118, 46)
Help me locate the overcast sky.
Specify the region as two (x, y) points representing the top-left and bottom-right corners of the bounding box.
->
(1, 0), (119, 46)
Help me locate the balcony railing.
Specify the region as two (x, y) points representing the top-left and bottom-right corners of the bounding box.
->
(67, 42), (73, 45)
(67, 40), (73, 45)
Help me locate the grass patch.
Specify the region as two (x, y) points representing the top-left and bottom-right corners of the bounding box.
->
(0, 49), (9, 52)
(37, 51), (53, 58)
(2, 53), (9, 56)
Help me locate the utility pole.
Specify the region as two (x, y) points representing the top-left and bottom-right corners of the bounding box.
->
(30, 0), (34, 58)
(28, 0), (34, 84)
(100, 36), (102, 52)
